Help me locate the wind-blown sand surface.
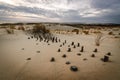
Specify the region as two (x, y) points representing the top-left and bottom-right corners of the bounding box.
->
(0, 26), (120, 80)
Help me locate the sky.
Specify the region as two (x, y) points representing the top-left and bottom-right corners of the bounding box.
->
(0, 0), (120, 23)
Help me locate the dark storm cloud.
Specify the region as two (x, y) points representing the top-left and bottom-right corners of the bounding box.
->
(91, 0), (120, 23)
(91, 0), (120, 9)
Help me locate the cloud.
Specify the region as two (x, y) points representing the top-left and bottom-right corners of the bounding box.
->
(0, 0), (120, 23)
(90, 0), (120, 23)
(91, 0), (120, 9)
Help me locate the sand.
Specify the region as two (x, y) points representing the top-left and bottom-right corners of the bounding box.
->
(0, 26), (120, 80)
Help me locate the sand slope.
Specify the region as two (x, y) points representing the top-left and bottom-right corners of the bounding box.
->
(0, 28), (120, 80)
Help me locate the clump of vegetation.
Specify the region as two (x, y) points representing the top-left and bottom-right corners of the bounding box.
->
(93, 30), (101, 34)
(9, 25), (16, 29)
(108, 31), (113, 35)
(6, 25), (15, 34)
(95, 33), (103, 46)
(72, 29), (79, 34)
(6, 28), (14, 34)
(82, 30), (89, 35)
(27, 24), (53, 42)
(18, 26), (25, 31)
(33, 24), (50, 33)
(112, 28), (119, 31)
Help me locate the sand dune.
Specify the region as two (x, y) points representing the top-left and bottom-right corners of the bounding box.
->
(0, 25), (120, 80)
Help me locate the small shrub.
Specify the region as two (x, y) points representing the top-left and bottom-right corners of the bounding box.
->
(18, 26), (25, 31)
(72, 29), (79, 34)
(95, 33), (103, 46)
(83, 30), (89, 35)
(6, 28), (14, 34)
(10, 25), (16, 29)
(108, 31), (113, 35)
(33, 24), (49, 33)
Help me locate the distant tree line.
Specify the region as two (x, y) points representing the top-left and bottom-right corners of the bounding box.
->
(0, 22), (120, 28)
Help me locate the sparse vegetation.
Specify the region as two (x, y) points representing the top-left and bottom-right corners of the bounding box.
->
(27, 24), (53, 42)
(6, 28), (14, 34)
(72, 29), (79, 34)
(9, 25), (16, 29)
(18, 26), (25, 31)
(108, 31), (113, 35)
(5, 25), (15, 34)
(95, 33), (103, 46)
(33, 24), (50, 33)
(82, 30), (89, 35)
